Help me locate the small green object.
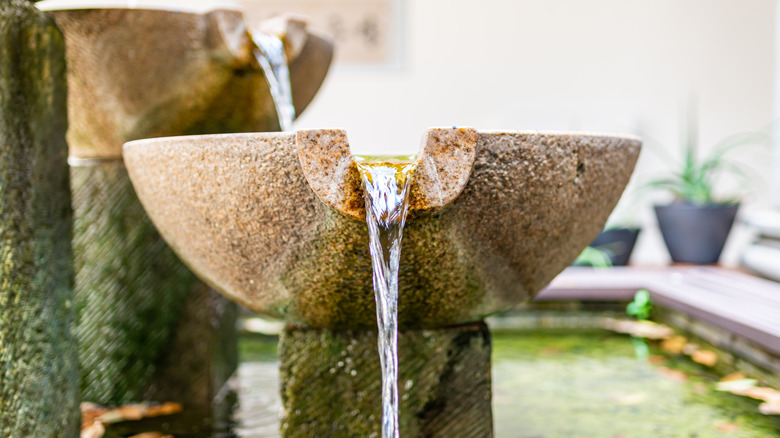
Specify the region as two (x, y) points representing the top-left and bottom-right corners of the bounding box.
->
(626, 289), (653, 320)
(574, 246), (613, 268)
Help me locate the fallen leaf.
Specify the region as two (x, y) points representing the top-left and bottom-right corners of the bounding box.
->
(96, 404), (145, 424)
(83, 401), (184, 427)
(129, 434), (173, 438)
(81, 403), (110, 430)
(759, 403), (780, 415)
(716, 422), (740, 432)
(734, 387), (780, 405)
(661, 336), (687, 355)
(691, 350), (718, 367)
(720, 372), (748, 382)
(603, 319), (674, 339)
(80, 422), (105, 438)
(657, 366), (688, 382)
(541, 346), (564, 356)
(648, 355), (667, 365)
(716, 379), (758, 393)
(144, 402), (183, 417)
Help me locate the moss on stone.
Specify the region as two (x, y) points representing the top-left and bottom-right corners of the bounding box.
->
(0, 1), (78, 435)
(279, 322), (492, 437)
(71, 162), (200, 404)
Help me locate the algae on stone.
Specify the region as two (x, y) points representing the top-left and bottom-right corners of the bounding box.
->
(71, 162), (202, 404)
(279, 322), (492, 438)
(0, 1), (79, 435)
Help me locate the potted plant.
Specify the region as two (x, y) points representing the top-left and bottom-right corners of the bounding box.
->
(648, 115), (758, 265)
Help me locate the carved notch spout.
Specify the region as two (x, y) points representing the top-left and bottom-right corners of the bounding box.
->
(296, 127), (479, 221)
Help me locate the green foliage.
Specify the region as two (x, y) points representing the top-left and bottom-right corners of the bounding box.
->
(645, 101), (765, 205)
(626, 289), (653, 321)
(645, 140), (748, 204)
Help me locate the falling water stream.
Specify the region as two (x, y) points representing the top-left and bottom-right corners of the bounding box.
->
(355, 156), (417, 438)
(254, 28), (413, 436)
(251, 32), (295, 131)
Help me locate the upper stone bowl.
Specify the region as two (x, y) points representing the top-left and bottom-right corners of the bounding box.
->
(124, 128), (640, 329)
(38, 0), (333, 159)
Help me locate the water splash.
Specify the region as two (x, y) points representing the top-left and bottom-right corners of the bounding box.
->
(356, 156), (417, 438)
(251, 32), (295, 132)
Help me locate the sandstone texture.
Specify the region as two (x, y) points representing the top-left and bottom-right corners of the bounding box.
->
(279, 322), (492, 438)
(0, 1), (79, 435)
(40, 4), (333, 159)
(124, 128), (641, 329)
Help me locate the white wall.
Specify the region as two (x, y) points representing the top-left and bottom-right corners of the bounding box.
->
(255, 0), (778, 265)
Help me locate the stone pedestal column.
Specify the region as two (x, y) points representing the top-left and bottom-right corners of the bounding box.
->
(71, 160), (238, 407)
(0, 1), (79, 436)
(279, 322), (493, 438)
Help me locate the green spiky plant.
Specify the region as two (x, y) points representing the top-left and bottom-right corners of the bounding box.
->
(646, 140), (745, 205)
(646, 100), (762, 205)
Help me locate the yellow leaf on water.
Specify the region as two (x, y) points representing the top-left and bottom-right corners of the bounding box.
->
(759, 402), (780, 415)
(145, 402), (183, 417)
(129, 434), (173, 438)
(657, 366), (688, 382)
(716, 379), (758, 393)
(661, 336), (687, 355)
(691, 350), (718, 367)
(735, 387), (780, 404)
(96, 404), (145, 424)
(720, 372), (748, 382)
(80, 422), (105, 438)
(716, 422), (740, 432)
(602, 319), (674, 339)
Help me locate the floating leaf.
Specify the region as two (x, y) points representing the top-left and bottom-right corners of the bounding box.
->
(716, 379), (758, 393)
(716, 422), (741, 432)
(759, 403), (780, 415)
(657, 366), (688, 382)
(603, 318), (673, 339)
(691, 350), (718, 367)
(660, 336), (687, 355)
(720, 372), (748, 382)
(733, 387), (780, 405)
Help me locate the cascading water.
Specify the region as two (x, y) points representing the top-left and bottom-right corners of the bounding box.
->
(251, 32), (295, 131)
(356, 157), (417, 438)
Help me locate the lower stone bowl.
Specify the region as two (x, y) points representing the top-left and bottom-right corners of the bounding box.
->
(123, 128), (640, 329)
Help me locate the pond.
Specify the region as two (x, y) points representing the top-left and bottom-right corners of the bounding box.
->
(102, 329), (780, 437)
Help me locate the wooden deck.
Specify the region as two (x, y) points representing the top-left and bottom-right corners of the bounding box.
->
(540, 267), (780, 357)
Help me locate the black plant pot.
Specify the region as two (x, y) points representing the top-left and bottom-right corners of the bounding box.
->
(654, 202), (739, 265)
(590, 227), (641, 266)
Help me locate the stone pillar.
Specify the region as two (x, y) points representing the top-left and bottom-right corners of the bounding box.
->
(279, 322), (493, 438)
(71, 160), (238, 407)
(142, 285), (239, 420)
(0, 1), (79, 436)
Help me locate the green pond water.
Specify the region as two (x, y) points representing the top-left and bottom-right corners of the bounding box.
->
(102, 329), (779, 437)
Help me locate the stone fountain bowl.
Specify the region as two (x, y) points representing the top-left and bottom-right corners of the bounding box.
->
(38, 0), (333, 159)
(124, 128), (640, 329)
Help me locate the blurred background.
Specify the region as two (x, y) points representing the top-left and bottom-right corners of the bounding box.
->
(239, 0), (778, 267)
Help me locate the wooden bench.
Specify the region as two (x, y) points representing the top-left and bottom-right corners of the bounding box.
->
(540, 267), (780, 357)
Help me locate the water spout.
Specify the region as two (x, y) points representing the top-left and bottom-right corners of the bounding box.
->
(356, 157), (417, 438)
